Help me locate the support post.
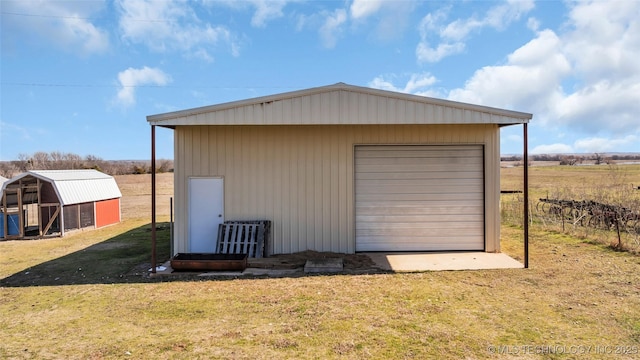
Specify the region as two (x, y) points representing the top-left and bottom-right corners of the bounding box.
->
(170, 197), (174, 258)
(2, 189), (7, 239)
(17, 181), (24, 238)
(524, 122), (529, 268)
(37, 179), (43, 237)
(151, 125), (157, 274)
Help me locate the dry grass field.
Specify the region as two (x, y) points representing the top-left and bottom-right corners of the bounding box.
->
(501, 164), (640, 253)
(117, 173), (174, 220)
(0, 166), (639, 359)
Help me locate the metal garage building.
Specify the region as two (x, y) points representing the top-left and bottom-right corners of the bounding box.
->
(148, 83), (531, 255)
(0, 170), (122, 239)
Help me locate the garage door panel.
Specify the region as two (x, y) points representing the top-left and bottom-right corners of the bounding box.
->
(361, 238), (484, 252)
(362, 236), (483, 244)
(357, 178), (483, 187)
(357, 224), (483, 235)
(357, 214), (485, 223)
(356, 204), (484, 215)
(356, 192), (484, 201)
(357, 184), (482, 194)
(356, 171), (482, 180)
(357, 146), (482, 157)
(356, 156), (482, 166)
(355, 145), (484, 252)
(356, 163), (483, 173)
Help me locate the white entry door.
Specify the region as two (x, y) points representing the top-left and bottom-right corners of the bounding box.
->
(188, 177), (224, 253)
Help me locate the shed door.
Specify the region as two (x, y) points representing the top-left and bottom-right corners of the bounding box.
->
(189, 177), (224, 253)
(355, 145), (484, 252)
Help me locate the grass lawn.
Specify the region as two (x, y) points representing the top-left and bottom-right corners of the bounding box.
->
(1, 169), (639, 359)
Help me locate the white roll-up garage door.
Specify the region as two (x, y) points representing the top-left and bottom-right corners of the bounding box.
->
(355, 145), (485, 252)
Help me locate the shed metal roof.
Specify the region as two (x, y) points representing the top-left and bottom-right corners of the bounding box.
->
(147, 82), (532, 128)
(1, 170), (122, 206)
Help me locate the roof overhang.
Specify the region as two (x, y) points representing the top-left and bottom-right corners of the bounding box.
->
(147, 82), (532, 129)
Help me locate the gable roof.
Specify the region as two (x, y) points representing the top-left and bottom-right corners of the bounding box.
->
(1, 170), (121, 206)
(147, 82), (532, 128)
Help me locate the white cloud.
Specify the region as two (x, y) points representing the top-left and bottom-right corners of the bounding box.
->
(2, 0), (109, 55)
(248, 0), (289, 27)
(530, 135), (640, 155)
(319, 9), (347, 48)
(448, 29), (570, 112)
(0, 121), (35, 141)
(484, 0), (534, 30)
(384, 0), (640, 150)
(117, 0), (237, 60)
(527, 17), (540, 31)
(416, 41), (465, 63)
(552, 0), (640, 134)
(209, 0), (290, 27)
(416, 0), (534, 63)
(531, 143), (573, 154)
(505, 134), (522, 143)
(442, 1), (640, 140)
(369, 73), (439, 97)
(115, 67), (172, 107)
(350, 0), (384, 20)
(564, 0), (640, 83)
(294, 1), (412, 48)
(574, 136), (639, 153)
(377, 1), (639, 154)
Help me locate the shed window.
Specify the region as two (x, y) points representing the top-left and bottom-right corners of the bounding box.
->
(63, 203), (95, 230)
(63, 204), (79, 231)
(80, 203), (95, 228)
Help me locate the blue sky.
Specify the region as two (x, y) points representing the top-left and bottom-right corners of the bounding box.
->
(1, 0), (639, 161)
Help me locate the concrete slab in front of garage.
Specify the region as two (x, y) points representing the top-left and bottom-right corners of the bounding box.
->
(364, 252), (524, 271)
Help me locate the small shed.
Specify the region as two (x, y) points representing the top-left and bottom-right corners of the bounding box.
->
(148, 83), (532, 256)
(0, 170), (122, 239)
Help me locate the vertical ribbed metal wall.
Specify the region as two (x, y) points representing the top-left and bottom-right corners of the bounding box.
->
(173, 124), (500, 254)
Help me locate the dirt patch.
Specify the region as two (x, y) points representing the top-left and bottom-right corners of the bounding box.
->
(248, 250), (382, 273)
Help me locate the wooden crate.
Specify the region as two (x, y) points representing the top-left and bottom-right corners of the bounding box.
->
(217, 221), (270, 258)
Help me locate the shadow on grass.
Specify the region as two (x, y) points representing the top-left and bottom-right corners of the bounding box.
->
(0, 222), (172, 287)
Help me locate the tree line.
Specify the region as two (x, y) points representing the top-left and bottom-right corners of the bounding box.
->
(502, 153), (640, 166)
(0, 151), (173, 178)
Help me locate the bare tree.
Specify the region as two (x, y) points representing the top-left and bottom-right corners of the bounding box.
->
(156, 159), (173, 173)
(594, 153), (604, 165)
(0, 162), (19, 178)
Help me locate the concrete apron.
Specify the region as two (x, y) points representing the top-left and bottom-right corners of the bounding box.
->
(364, 252), (524, 271)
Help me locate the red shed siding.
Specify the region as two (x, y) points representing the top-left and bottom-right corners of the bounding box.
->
(95, 198), (120, 227)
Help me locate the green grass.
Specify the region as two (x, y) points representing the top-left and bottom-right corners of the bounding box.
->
(1, 167), (640, 359)
(1, 219), (639, 359)
(0, 219), (171, 287)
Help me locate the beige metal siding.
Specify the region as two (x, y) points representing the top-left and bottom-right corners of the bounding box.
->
(172, 124), (501, 255)
(149, 85), (531, 127)
(355, 145), (484, 251)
